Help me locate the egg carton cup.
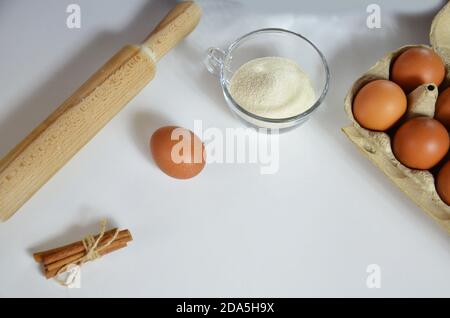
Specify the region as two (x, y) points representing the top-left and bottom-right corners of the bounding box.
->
(343, 2), (450, 234)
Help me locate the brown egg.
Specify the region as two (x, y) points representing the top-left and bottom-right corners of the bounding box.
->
(437, 160), (450, 205)
(393, 117), (449, 170)
(435, 87), (450, 130)
(391, 47), (445, 93)
(150, 126), (206, 179)
(353, 80), (407, 131)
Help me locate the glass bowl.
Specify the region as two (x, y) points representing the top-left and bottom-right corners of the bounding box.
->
(205, 28), (330, 130)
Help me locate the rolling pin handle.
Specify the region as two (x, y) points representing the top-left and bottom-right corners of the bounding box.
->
(142, 1), (202, 62)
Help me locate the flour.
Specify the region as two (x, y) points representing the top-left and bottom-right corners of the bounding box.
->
(229, 57), (316, 119)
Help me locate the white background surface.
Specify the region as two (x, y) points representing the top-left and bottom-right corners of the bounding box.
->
(0, 0), (449, 298)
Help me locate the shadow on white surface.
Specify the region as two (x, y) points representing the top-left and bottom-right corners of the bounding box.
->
(0, 0), (176, 159)
(175, 40), (236, 120)
(314, 2), (450, 240)
(131, 110), (172, 164)
(27, 215), (119, 260)
(316, 2), (443, 143)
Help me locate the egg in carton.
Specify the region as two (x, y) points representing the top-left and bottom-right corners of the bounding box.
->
(342, 2), (450, 233)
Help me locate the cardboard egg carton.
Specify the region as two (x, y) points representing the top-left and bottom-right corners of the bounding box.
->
(342, 2), (450, 233)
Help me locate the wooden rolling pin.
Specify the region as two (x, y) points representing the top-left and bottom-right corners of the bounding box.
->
(0, 2), (202, 222)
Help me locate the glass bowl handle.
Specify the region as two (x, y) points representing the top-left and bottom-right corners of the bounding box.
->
(205, 47), (226, 76)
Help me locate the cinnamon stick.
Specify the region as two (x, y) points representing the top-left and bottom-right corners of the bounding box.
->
(44, 235), (132, 272)
(33, 242), (78, 263)
(33, 227), (133, 280)
(35, 229), (132, 266)
(43, 229), (131, 265)
(33, 229), (118, 263)
(45, 240), (129, 279)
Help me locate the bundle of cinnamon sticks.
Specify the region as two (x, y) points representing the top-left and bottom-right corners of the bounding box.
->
(33, 228), (133, 278)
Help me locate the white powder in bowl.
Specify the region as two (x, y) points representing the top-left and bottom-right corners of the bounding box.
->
(229, 57), (316, 119)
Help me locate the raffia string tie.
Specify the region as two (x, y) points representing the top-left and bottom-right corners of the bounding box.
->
(56, 219), (119, 286)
